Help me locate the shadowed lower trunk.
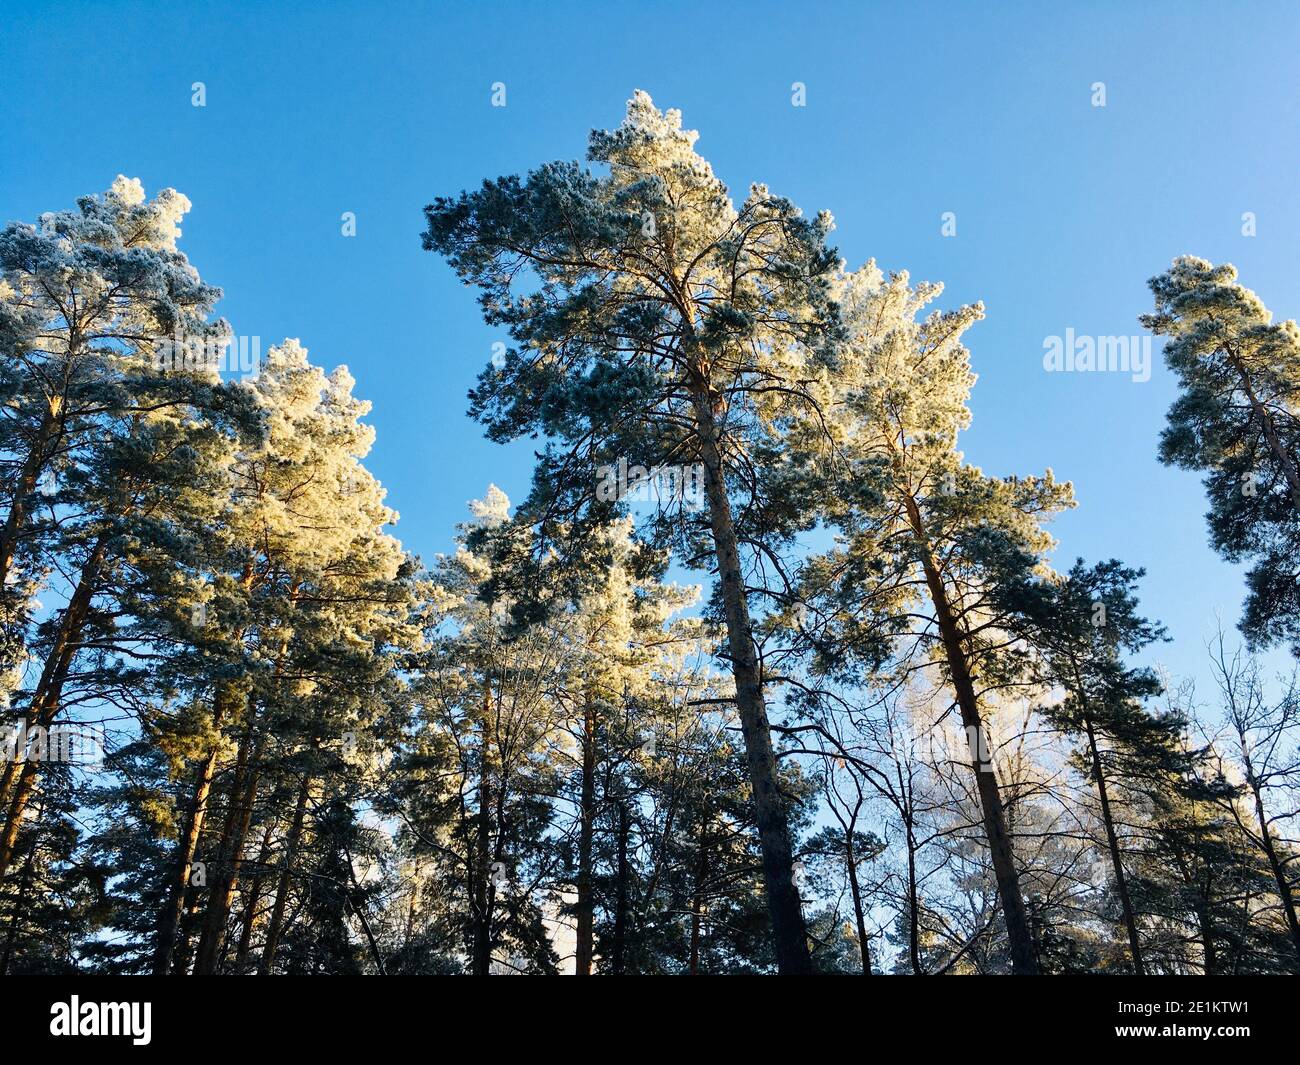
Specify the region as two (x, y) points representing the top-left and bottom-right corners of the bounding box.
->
(905, 819), (923, 975)
(258, 771), (313, 974)
(903, 493), (1038, 974)
(0, 404), (61, 591)
(611, 800), (630, 974)
(193, 732), (263, 975)
(845, 833), (873, 975)
(574, 692), (597, 975)
(0, 535), (108, 880)
(234, 822), (276, 972)
(471, 685), (493, 976)
(153, 684), (242, 975)
(1198, 901), (1218, 976)
(152, 750), (220, 975)
(1241, 754), (1300, 972)
(1081, 713), (1145, 974)
(1229, 350), (1300, 512)
(689, 382), (811, 975)
(171, 883), (206, 974)
(0, 826), (38, 975)
(689, 820), (709, 975)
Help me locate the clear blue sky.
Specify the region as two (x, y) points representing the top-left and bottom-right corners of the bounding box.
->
(4, 0), (1298, 695)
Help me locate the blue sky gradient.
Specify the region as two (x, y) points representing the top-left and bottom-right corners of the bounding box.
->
(4, 0), (1298, 693)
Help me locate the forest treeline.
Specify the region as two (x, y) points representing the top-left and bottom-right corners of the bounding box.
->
(1, 94), (1298, 975)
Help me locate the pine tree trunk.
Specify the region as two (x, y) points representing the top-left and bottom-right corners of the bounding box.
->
(574, 693), (597, 976)
(153, 684), (239, 975)
(1229, 350), (1300, 511)
(191, 736), (248, 974)
(689, 820), (709, 975)
(688, 894), (702, 975)
(1199, 903), (1218, 976)
(471, 686), (493, 976)
(1081, 714), (1145, 973)
(0, 404), (60, 589)
(845, 834), (873, 975)
(152, 750), (219, 975)
(611, 800), (630, 975)
(171, 886), (205, 974)
(0, 829), (37, 974)
(198, 577), (286, 974)
(1242, 756), (1300, 971)
(0, 535), (107, 879)
(905, 819), (922, 975)
(233, 822), (276, 972)
(0, 766), (11, 832)
(193, 733), (263, 975)
(903, 494), (1038, 974)
(688, 383), (811, 975)
(258, 771), (312, 974)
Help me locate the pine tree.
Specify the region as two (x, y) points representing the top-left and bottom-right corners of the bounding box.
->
(538, 518), (706, 974)
(1143, 257), (1300, 652)
(1203, 632), (1300, 971)
(0, 178), (243, 872)
(789, 262), (1076, 973)
(0, 177), (230, 706)
(390, 487), (566, 975)
(421, 92), (844, 972)
(1129, 740), (1293, 974)
(998, 558), (1176, 972)
(151, 340), (417, 974)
